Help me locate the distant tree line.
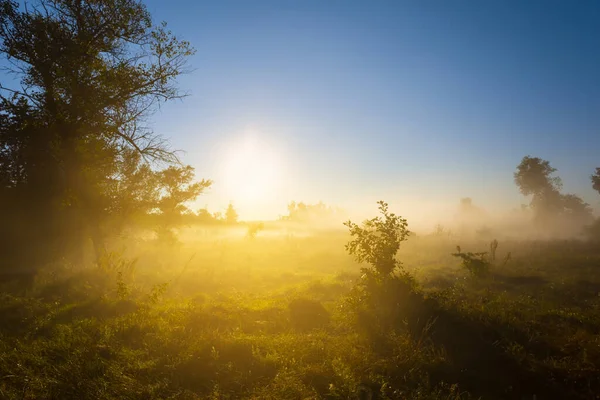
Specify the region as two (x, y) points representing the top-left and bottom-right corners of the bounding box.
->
(281, 201), (344, 223)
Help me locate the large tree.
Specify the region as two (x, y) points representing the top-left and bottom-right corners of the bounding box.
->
(514, 156), (562, 197)
(514, 156), (592, 229)
(0, 0), (201, 265)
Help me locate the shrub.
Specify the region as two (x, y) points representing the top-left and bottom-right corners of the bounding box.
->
(451, 246), (490, 278)
(246, 222), (264, 240)
(343, 201), (409, 277)
(343, 201), (420, 334)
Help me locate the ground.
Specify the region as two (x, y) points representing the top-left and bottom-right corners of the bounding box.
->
(1, 225), (599, 399)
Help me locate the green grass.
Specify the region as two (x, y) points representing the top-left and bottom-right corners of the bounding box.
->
(1, 228), (600, 399)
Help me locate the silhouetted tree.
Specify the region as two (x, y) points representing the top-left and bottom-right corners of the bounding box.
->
(592, 168), (600, 195)
(561, 193), (593, 222)
(196, 207), (219, 224)
(225, 203), (238, 224)
(284, 200), (341, 223)
(155, 166), (211, 242)
(514, 156), (593, 233)
(0, 0), (200, 264)
(514, 156), (564, 223)
(514, 156), (562, 195)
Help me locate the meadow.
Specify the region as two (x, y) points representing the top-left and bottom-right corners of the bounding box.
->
(1, 222), (599, 400)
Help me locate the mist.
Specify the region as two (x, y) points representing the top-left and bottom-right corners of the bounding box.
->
(2, 0), (600, 399)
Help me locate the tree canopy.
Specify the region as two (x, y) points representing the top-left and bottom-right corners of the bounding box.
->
(0, 0), (208, 266)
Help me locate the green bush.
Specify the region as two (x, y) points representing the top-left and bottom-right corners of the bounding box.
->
(451, 246), (491, 278)
(343, 201), (421, 334)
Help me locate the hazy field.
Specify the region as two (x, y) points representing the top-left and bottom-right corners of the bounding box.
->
(1, 224), (599, 400)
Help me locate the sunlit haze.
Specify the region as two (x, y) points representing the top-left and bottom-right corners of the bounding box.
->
(140, 0), (600, 223)
(217, 131), (286, 219)
(3, 2), (600, 398)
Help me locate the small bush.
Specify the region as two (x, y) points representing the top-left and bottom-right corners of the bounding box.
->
(246, 222), (264, 239)
(452, 240), (510, 278)
(343, 201), (422, 334)
(344, 200), (409, 277)
(452, 246), (490, 278)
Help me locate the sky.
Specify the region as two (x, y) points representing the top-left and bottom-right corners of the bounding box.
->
(5, 0), (600, 224)
(138, 0), (600, 222)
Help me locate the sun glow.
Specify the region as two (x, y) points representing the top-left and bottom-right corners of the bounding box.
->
(220, 134), (283, 210)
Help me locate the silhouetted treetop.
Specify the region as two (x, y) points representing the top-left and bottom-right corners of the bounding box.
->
(0, 0), (204, 265)
(592, 168), (600, 195)
(514, 156), (562, 196)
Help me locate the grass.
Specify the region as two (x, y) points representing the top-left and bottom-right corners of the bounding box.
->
(1, 226), (600, 399)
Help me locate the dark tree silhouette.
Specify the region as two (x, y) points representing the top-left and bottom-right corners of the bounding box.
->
(514, 156), (562, 196)
(592, 168), (600, 195)
(514, 156), (564, 223)
(514, 156), (592, 230)
(0, 0), (203, 266)
(225, 203), (239, 224)
(155, 165), (211, 242)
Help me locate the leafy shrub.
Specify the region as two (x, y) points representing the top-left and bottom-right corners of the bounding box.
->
(343, 201), (421, 334)
(451, 246), (490, 278)
(452, 240), (510, 278)
(344, 269), (419, 335)
(246, 222), (264, 239)
(344, 201), (409, 276)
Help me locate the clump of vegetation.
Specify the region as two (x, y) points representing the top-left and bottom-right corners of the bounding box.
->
(344, 201), (409, 277)
(452, 239), (511, 278)
(452, 245), (491, 278)
(343, 201), (420, 334)
(1, 0), (600, 398)
(246, 222), (264, 239)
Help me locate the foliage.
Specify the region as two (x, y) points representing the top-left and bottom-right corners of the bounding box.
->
(344, 201), (409, 276)
(451, 246), (491, 278)
(0, 0), (206, 264)
(514, 156), (593, 230)
(225, 203), (239, 224)
(592, 167), (600, 195)
(342, 201), (421, 341)
(283, 201), (343, 223)
(1, 229), (600, 399)
(514, 156), (562, 196)
(246, 222), (264, 239)
(154, 165), (211, 243)
(451, 240), (513, 278)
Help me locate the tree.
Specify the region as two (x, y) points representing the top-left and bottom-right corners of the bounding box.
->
(284, 200), (342, 223)
(104, 149), (158, 233)
(0, 0), (198, 263)
(155, 165), (211, 242)
(561, 193), (593, 222)
(514, 156), (564, 224)
(225, 202), (238, 224)
(196, 207), (218, 224)
(592, 168), (600, 195)
(344, 201), (409, 276)
(514, 156), (562, 196)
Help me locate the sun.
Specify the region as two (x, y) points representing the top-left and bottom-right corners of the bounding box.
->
(221, 135), (282, 206)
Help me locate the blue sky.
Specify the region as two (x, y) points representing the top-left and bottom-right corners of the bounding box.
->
(139, 0), (600, 221)
(4, 1), (599, 222)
